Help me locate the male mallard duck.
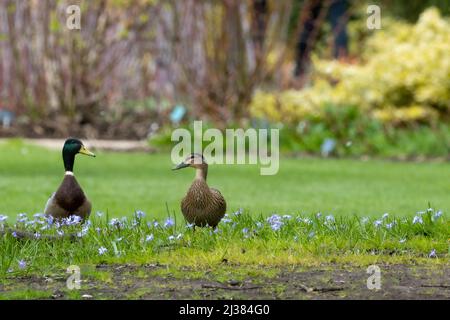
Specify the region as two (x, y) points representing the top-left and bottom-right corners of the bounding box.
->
(44, 138), (95, 220)
(173, 153), (226, 228)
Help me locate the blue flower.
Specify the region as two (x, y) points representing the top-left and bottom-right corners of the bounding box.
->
(267, 214), (283, 231)
(308, 231), (315, 239)
(109, 218), (121, 227)
(164, 218), (175, 228)
(325, 215), (335, 223)
(57, 230), (64, 236)
(46, 215), (54, 225)
(18, 260), (27, 270)
(234, 208), (243, 216)
(242, 228), (249, 234)
(34, 232), (41, 239)
(135, 211), (146, 219)
(0, 215), (8, 223)
(382, 213), (389, 219)
(98, 247), (107, 255)
(17, 213), (28, 223)
(374, 220), (382, 227)
(12, 231), (17, 238)
(145, 234), (154, 242)
(186, 223), (195, 229)
(412, 216), (423, 224)
(433, 210), (442, 221)
(386, 222), (394, 229)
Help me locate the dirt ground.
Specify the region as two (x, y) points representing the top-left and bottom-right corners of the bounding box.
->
(1, 263), (449, 299)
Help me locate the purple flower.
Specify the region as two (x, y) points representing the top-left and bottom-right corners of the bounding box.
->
(267, 214), (283, 231)
(374, 220), (382, 227)
(18, 260), (27, 269)
(164, 218), (175, 228)
(386, 222), (394, 229)
(242, 228), (249, 234)
(234, 208), (243, 216)
(0, 215), (8, 223)
(34, 232), (41, 239)
(12, 231), (18, 238)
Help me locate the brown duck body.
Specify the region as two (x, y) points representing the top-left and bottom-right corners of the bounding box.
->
(181, 171), (226, 228)
(44, 175), (91, 220)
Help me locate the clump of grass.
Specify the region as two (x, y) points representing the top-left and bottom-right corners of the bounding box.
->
(0, 208), (448, 277)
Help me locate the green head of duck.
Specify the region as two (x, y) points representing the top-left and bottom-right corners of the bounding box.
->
(62, 138), (96, 172)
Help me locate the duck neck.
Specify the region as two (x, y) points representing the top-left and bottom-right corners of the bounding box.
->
(63, 151), (75, 173)
(195, 165), (208, 181)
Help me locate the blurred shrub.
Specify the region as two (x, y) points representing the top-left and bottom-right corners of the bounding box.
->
(250, 8), (450, 126)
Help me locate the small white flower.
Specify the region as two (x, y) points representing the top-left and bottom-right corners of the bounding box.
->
(98, 247), (107, 255)
(145, 234), (154, 242)
(382, 213), (389, 219)
(428, 249), (437, 258)
(399, 238), (406, 243)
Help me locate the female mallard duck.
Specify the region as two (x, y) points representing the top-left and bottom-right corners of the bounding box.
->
(44, 138), (95, 221)
(173, 153), (226, 228)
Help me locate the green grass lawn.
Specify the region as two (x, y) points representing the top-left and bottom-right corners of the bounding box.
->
(0, 139), (449, 219)
(1, 139), (449, 296)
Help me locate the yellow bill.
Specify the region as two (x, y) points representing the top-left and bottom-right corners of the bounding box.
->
(79, 145), (96, 157)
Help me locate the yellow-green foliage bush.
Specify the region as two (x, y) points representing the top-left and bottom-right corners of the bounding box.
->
(250, 8), (450, 125)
